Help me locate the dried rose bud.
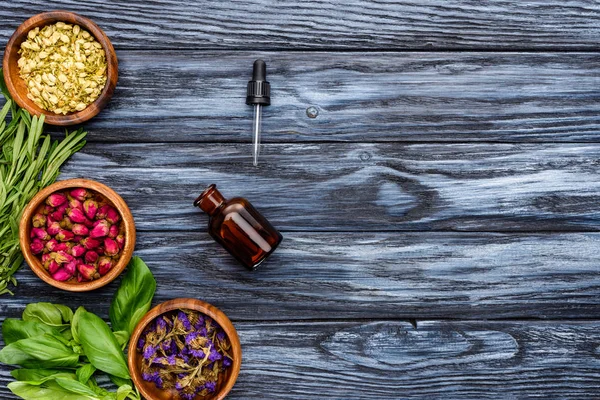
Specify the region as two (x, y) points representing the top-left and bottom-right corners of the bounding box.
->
(72, 224), (89, 236)
(30, 239), (44, 255)
(98, 257), (112, 276)
(71, 244), (86, 257)
(96, 246), (105, 254)
(53, 243), (70, 253)
(77, 263), (99, 281)
(67, 208), (87, 223)
(81, 237), (101, 250)
(56, 229), (74, 242)
(72, 236), (83, 243)
(85, 251), (99, 264)
(115, 234), (125, 249)
(41, 253), (52, 265)
(47, 221), (61, 236)
(41, 205), (53, 215)
(70, 188), (89, 201)
(104, 238), (119, 256)
(83, 199), (98, 220)
(68, 197), (83, 210)
(31, 227), (50, 241)
(51, 250), (73, 264)
(48, 260), (61, 274)
(83, 218), (95, 228)
(106, 207), (120, 224)
(90, 220), (110, 238)
(45, 239), (58, 252)
(64, 260), (77, 275)
(96, 205), (110, 219)
(32, 213), (47, 228)
(51, 268), (73, 281)
(46, 193), (67, 207)
(59, 217), (74, 230)
(108, 224), (119, 238)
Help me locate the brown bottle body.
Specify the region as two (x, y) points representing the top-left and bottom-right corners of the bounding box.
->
(195, 185), (282, 270)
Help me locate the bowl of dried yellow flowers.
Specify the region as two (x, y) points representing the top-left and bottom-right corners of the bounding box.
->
(3, 11), (118, 126)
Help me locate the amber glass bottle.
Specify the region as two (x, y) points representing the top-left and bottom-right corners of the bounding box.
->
(194, 184), (282, 270)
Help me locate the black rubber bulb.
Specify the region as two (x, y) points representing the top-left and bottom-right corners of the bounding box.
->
(253, 59), (267, 81)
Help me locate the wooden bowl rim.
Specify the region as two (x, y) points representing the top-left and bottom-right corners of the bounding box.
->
(128, 298), (242, 400)
(19, 178), (136, 292)
(2, 10), (118, 126)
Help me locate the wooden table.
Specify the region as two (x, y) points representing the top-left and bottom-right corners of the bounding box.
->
(2, 1), (600, 398)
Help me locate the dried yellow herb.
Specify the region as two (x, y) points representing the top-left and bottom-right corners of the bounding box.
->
(17, 22), (107, 115)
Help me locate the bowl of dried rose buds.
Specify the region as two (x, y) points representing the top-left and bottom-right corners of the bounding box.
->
(19, 178), (135, 291)
(128, 298), (242, 400)
(3, 11), (118, 126)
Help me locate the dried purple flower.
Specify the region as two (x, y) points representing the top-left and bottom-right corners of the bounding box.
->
(177, 311), (192, 330)
(143, 345), (157, 360)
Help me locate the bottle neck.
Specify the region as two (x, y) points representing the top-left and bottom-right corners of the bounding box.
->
(194, 184), (226, 216)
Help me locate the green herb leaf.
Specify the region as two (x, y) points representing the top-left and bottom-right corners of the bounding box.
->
(0, 334), (79, 368)
(11, 368), (68, 381)
(22, 303), (73, 327)
(55, 377), (101, 397)
(109, 257), (156, 336)
(112, 330), (130, 350)
(71, 306), (86, 344)
(8, 380), (97, 400)
(116, 384), (134, 400)
(77, 311), (130, 379)
(2, 318), (60, 345)
(76, 363), (96, 384)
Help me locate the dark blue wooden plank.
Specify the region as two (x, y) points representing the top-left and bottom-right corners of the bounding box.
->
(2, 1), (600, 50)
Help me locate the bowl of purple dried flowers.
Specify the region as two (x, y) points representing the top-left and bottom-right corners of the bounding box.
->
(128, 298), (242, 400)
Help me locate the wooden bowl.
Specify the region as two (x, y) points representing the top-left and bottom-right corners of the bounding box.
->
(3, 11), (118, 126)
(19, 178), (135, 291)
(128, 298), (242, 400)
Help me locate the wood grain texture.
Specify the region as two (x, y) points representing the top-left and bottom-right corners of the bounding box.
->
(53, 142), (600, 232)
(32, 51), (599, 143)
(2, 1), (600, 50)
(2, 231), (599, 320)
(2, 320), (600, 398)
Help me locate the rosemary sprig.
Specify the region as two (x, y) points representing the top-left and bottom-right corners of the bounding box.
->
(0, 69), (87, 295)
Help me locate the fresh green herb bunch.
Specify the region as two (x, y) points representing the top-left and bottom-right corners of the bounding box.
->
(0, 68), (87, 295)
(0, 256), (157, 400)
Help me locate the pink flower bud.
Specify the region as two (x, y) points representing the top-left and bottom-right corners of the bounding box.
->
(51, 250), (73, 264)
(70, 188), (89, 201)
(85, 251), (99, 264)
(72, 236), (83, 243)
(72, 224), (89, 236)
(53, 243), (70, 253)
(96, 205), (110, 219)
(45, 239), (58, 252)
(77, 263), (99, 281)
(115, 234), (125, 250)
(83, 218), (95, 228)
(41, 253), (52, 265)
(32, 213), (47, 228)
(56, 229), (74, 242)
(64, 260), (77, 275)
(83, 199), (98, 220)
(59, 217), (73, 230)
(41, 205), (53, 215)
(67, 208), (87, 223)
(71, 244), (86, 257)
(98, 257), (112, 276)
(47, 221), (61, 236)
(90, 220), (110, 238)
(81, 237), (101, 250)
(51, 268), (73, 281)
(46, 193), (67, 207)
(108, 224), (119, 238)
(30, 239), (44, 254)
(31, 227), (50, 241)
(106, 207), (120, 224)
(69, 198), (83, 211)
(48, 260), (61, 274)
(104, 238), (119, 256)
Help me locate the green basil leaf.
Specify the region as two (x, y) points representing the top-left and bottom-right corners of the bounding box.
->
(0, 334), (79, 368)
(8, 380), (96, 400)
(55, 377), (101, 398)
(22, 303), (73, 327)
(76, 363), (96, 384)
(109, 257), (156, 336)
(11, 368), (70, 382)
(77, 311), (130, 379)
(2, 318), (60, 344)
(116, 385), (134, 400)
(71, 306), (86, 344)
(109, 374), (132, 389)
(112, 330), (130, 350)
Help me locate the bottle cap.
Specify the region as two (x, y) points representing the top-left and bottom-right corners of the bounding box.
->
(246, 59), (270, 106)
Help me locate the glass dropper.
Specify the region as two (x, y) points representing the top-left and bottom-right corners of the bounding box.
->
(246, 59), (270, 166)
